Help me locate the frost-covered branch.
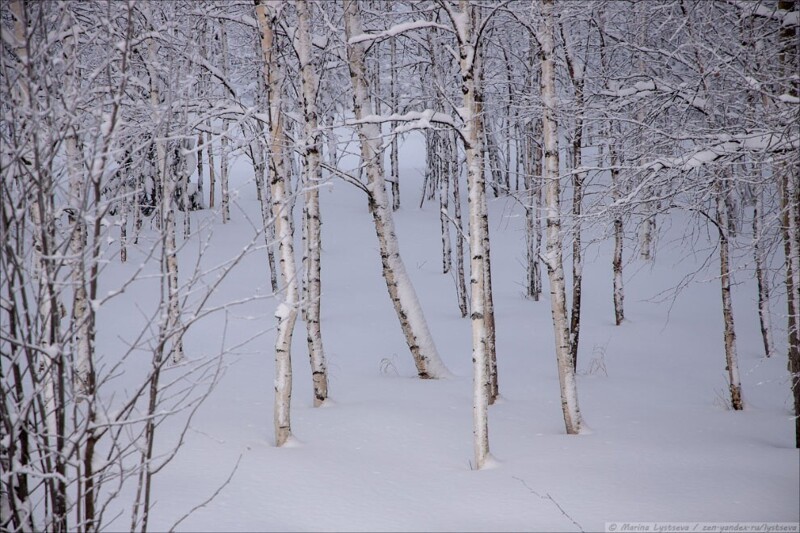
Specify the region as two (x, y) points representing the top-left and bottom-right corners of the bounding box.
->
(647, 132), (800, 172)
(725, 0), (799, 27)
(347, 20), (453, 45)
(599, 78), (709, 114)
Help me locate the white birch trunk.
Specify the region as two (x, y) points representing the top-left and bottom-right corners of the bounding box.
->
(453, 0), (491, 468)
(256, 0), (298, 446)
(611, 143), (624, 326)
(524, 126), (537, 299)
(251, 42), (280, 294)
(439, 133), (452, 275)
(220, 20), (231, 224)
(63, 24), (92, 395)
(753, 183), (773, 357)
(197, 131), (205, 203)
(207, 124), (216, 209)
(326, 114), (338, 167)
(390, 35), (400, 211)
(343, 0), (450, 380)
(635, 3), (654, 262)
(716, 178), (743, 410)
(540, 0), (582, 435)
(146, 25), (184, 365)
(66, 130), (92, 395)
(474, 65), (499, 404)
(120, 173), (129, 263)
(297, 0), (329, 406)
(452, 129), (469, 318)
(568, 86), (585, 371)
(253, 138), (280, 293)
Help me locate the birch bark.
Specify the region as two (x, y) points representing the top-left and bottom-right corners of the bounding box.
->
(297, 0), (329, 406)
(256, 0), (298, 446)
(450, 0), (491, 468)
(343, 0), (450, 380)
(539, 0), (582, 435)
(716, 178), (743, 410)
(220, 20), (232, 224)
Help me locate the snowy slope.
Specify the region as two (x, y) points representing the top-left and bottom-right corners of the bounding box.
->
(106, 135), (798, 532)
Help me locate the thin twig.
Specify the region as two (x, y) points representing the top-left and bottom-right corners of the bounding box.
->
(168, 454), (243, 532)
(513, 476), (584, 532)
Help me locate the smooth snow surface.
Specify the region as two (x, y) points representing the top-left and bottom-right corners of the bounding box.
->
(108, 135), (798, 532)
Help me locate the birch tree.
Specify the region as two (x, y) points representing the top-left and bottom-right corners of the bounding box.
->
(343, 0), (450, 380)
(537, 0), (583, 435)
(296, 0), (329, 406)
(559, 14), (588, 370)
(255, 0), (299, 446)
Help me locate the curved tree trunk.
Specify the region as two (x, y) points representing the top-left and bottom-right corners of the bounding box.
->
(343, 0), (450, 380)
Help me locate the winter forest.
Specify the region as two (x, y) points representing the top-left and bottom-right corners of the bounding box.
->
(1, 0), (799, 531)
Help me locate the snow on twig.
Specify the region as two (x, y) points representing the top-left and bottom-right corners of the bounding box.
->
(725, 0), (799, 27)
(346, 109), (456, 130)
(647, 132), (800, 172)
(599, 79), (708, 114)
(348, 20), (453, 45)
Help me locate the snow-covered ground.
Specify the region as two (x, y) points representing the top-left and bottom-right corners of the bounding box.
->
(103, 135), (798, 532)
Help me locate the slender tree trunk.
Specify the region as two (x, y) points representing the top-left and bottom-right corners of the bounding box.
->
(503, 47), (514, 192)
(326, 114), (338, 166)
(780, 165), (800, 445)
(439, 132), (452, 275)
(181, 142), (192, 238)
(560, 21), (586, 371)
(297, 0), (329, 406)
(144, 15), (183, 368)
(10, 4), (68, 523)
(778, 0), (800, 448)
(207, 124), (216, 209)
(753, 182), (773, 357)
(66, 130), (92, 395)
(540, 0), (582, 435)
(256, 0), (299, 446)
(451, 0), (492, 468)
(532, 121), (544, 301)
(251, 39), (279, 294)
(523, 119), (543, 301)
(524, 125), (537, 299)
(10, 0), (56, 431)
(390, 35), (400, 211)
(120, 173), (128, 263)
(471, 37), (498, 403)
(568, 82), (585, 370)
(197, 131), (204, 203)
(343, 0), (450, 380)
(611, 143), (624, 326)
(252, 139), (279, 293)
(716, 178), (743, 410)
(220, 20), (231, 224)
(452, 130), (469, 318)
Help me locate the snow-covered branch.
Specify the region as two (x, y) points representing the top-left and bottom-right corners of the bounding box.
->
(346, 109), (457, 130)
(725, 0), (799, 27)
(347, 20), (453, 45)
(599, 79), (709, 114)
(648, 132), (800, 172)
